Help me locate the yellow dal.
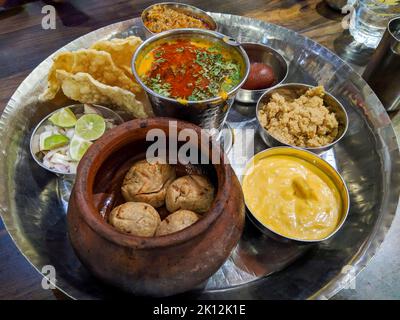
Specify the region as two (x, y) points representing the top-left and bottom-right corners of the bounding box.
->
(243, 155), (342, 240)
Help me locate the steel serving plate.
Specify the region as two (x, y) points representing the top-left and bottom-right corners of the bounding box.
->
(236, 42), (289, 104)
(0, 13), (399, 300)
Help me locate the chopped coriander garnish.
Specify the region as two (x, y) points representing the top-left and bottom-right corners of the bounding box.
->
(155, 58), (166, 64)
(154, 49), (164, 58)
(145, 74), (171, 97)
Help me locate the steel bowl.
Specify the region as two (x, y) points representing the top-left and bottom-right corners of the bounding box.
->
(236, 42), (288, 104)
(29, 104), (123, 176)
(242, 146), (350, 244)
(256, 83), (349, 155)
(141, 2), (218, 38)
(132, 28), (250, 130)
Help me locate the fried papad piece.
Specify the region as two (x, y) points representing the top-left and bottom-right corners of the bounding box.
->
(40, 49), (141, 101)
(56, 70), (148, 119)
(90, 36), (142, 78)
(40, 52), (74, 101)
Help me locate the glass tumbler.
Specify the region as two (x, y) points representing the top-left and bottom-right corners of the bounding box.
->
(349, 0), (400, 48)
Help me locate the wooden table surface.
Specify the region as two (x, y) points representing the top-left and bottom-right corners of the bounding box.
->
(0, 0), (397, 300)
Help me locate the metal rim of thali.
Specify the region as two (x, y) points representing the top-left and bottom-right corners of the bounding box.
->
(0, 13), (399, 300)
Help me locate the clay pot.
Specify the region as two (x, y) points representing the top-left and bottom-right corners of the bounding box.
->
(67, 118), (245, 297)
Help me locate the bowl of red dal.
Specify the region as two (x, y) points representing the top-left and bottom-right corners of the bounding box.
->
(132, 29), (250, 130)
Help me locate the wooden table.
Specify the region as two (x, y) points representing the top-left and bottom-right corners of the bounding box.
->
(0, 0), (398, 300)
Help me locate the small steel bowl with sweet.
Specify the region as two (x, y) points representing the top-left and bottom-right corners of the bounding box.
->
(236, 42), (288, 104)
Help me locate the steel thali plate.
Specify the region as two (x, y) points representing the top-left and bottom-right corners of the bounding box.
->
(0, 13), (399, 299)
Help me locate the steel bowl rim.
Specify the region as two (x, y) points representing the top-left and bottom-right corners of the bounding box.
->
(255, 83), (349, 151)
(29, 104), (124, 177)
(132, 28), (250, 105)
(237, 41), (289, 94)
(140, 1), (218, 36)
(241, 146), (351, 243)
(388, 16), (400, 40)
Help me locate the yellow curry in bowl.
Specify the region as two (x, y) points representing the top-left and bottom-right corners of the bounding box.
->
(242, 147), (349, 241)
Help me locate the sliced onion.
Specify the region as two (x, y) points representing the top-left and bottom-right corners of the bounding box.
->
(84, 104), (101, 115)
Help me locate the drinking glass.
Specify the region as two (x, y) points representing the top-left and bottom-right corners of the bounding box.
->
(349, 0), (400, 48)
(363, 17), (400, 111)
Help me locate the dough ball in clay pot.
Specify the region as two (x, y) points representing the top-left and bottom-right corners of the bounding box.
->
(121, 159), (176, 208)
(109, 202), (161, 237)
(155, 210), (200, 236)
(165, 175), (214, 213)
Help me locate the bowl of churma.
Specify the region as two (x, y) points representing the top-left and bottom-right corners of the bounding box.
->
(141, 2), (217, 36)
(256, 83), (348, 154)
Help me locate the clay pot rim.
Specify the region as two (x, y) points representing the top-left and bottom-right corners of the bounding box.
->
(73, 117), (231, 249)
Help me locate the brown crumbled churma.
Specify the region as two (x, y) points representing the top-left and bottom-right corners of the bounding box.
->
(258, 86), (339, 148)
(144, 5), (210, 33)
